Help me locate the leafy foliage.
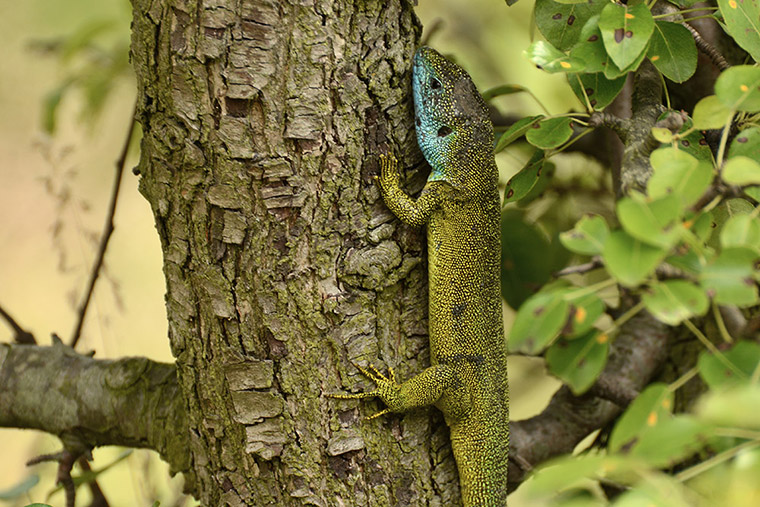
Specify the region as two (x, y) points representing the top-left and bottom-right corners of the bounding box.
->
(34, 16), (133, 133)
(497, 0), (760, 501)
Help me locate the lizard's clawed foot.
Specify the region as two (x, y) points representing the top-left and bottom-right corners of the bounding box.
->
(375, 153), (400, 193)
(325, 362), (401, 420)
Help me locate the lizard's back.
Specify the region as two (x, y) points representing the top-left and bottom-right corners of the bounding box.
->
(414, 47), (510, 505)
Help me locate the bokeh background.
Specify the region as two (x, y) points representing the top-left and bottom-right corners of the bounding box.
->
(0, 0), (578, 504)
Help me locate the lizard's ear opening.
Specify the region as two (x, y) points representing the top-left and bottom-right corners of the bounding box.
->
(437, 126), (453, 137)
(430, 77), (442, 89)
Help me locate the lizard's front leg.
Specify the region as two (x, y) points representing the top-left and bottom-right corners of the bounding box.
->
(328, 362), (468, 420)
(375, 154), (442, 227)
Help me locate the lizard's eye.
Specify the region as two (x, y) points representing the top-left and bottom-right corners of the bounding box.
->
(430, 77), (441, 89)
(437, 126), (452, 137)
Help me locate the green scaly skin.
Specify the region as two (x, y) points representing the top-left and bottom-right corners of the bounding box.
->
(335, 47), (509, 506)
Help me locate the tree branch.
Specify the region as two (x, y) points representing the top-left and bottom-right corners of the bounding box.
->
(0, 301), (36, 344)
(0, 339), (192, 487)
(507, 311), (670, 489)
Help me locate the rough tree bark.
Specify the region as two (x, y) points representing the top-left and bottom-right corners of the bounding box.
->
(131, 0), (455, 504)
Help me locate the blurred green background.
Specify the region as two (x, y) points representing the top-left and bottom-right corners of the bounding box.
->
(0, 0), (575, 504)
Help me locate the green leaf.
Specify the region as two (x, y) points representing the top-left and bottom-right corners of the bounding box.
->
(649, 147), (713, 207)
(747, 186), (760, 201)
(518, 161), (557, 205)
(509, 289), (571, 354)
(651, 127), (674, 143)
(569, 17), (606, 73)
(723, 155), (760, 186)
(647, 21), (697, 83)
(568, 73), (627, 110)
(482, 84), (527, 101)
(524, 41), (586, 73)
(559, 214), (610, 255)
(698, 340), (760, 389)
(718, 0), (760, 63)
(525, 117), (576, 149)
(599, 3), (655, 71)
(721, 213), (760, 250)
(666, 248), (704, 277)
(609, 383), (673, 453)
(614, 479), (693, 507)
(501, 210), (570, 308)
(565, 292), (605, 337)
(708, 198), (756, 249)
(495, 115), (544, 154)
(546, 329), (609, 394)
(617, 193), (683, 249)
(698, 384), (760, 429)
(534, 0), (606, 51)
(0, 475), (40, 500)
(715, 65), (760, 112)
(700, 247), (760, 306)
(525, 454), (607, 498)
(629, 415), (708, 467)
(692, 95), (734, 130)
(691, 210), (716, 243)
(603, 230), (666, 287)
(729, 127), (760, 160)
(642, 280), (709, 325)
(504, 150), (546, 203)
(603, 40), (650, 79)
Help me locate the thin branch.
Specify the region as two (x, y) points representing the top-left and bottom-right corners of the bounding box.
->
(684, 23), (730, 71)
(78, 457), (110, 507)
(70, 104), (137, 348)
(0, 302), (36, 344)
(589, 112), (628, 139)
(554, 259), (603, 277)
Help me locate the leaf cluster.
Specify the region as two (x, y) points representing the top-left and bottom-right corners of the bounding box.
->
(494, 0), (760, 498)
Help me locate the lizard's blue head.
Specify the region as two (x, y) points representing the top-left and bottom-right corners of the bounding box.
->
(412, 47), (493, 189)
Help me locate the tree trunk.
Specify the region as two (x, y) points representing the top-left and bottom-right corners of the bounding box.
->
(130, 0), (459, 504)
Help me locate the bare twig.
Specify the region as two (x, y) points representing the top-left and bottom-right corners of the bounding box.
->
(684, 23), (730, 71)
(0, 302), (36, 344)
(554, 259), (603, 278)
(70, 104), (137, 348)
(27, 449), (81, 507)
(78, 457), (111, 507)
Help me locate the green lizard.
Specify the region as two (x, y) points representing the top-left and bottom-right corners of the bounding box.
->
(334, 47), (509, 506)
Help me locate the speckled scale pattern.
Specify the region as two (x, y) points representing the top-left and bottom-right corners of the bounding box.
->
(342, 47), (509, 506)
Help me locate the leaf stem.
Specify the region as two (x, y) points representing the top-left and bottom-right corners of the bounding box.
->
(604, 300), (646, 336)
(668, 365), (699, 392)
(652, 7), (717, 19)
(676, 438), (760, 482)
(684, 319), (745, 378)
(712, 302), (734, 344)
(563, 277), (617, 301)
(716, 112), (735, 170)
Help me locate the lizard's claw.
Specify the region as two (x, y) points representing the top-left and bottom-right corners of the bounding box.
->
(326, 362), (402, 420)
(376, 153), (400, 193)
